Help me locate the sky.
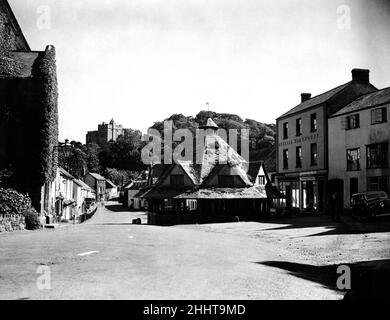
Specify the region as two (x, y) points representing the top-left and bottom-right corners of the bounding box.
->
(8, 0), (390, 142)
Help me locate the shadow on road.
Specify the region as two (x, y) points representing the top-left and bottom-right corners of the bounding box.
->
(104, 204), (133, 212)
(257, 259), (390, 300)
(260, 215), (390, 237)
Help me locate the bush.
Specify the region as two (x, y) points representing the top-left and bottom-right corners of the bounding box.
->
(23, 208), (42, 230)
(0, 188), (32, 215)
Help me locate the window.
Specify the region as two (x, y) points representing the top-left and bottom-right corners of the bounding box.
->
(371, 107), (387, 124)
(367, 143), (388, 168)
(347, 148), (360, 171)
(186, 199), (197, 211)
(296, 118), (302, 136)
(296, 146), (302, 168)
(170, 175), (184, 186)
(310, 143), (317, 166)
(218, 175), (235, 187)
(292, 181), (300, 208)
(283, 122), (288, 139)
(368, 176), (389, 195)
(258, 175), (266, 185)
(346, 114), (360, 130)
(283, 149), (289, 169)
(310, 113), (317, 132)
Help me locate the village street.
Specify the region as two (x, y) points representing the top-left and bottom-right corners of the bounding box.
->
(0, 201), (389, 300)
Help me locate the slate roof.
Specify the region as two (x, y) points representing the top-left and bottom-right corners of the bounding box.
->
(125, 180), (148, 190)
(59, 167), (75, 180)
(105, 179), (117, 188)
(331, 87), (390, 117)
(74, 179), (95, 192)
(277, 82), (351, 119)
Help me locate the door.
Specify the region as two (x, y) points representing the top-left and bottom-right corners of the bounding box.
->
(285, 185), (292, 209)
(350, 178), (358, 200)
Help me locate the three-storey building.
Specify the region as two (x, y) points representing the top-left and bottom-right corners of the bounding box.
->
(275, 69), (377, 212)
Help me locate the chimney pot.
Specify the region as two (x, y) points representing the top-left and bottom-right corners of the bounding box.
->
(301, 93), (311, 103)
(352, 68), (369, 83)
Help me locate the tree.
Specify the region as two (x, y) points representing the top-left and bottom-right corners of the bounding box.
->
(83, 143), (101, 173)
(58, 140), (86, 178)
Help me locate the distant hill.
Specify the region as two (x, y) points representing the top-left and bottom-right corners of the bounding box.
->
(150, 111), (276, 171)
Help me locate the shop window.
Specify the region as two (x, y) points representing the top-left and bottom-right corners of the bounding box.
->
(371, 107), (387, 124)
(347, 148), (360, 171)
(291, 181), (300, 208)
(366, 143), (388, 168)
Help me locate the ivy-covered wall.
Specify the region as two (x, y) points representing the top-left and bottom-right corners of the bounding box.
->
(1, 10), (59, 211)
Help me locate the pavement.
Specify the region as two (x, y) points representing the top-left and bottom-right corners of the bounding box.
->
(0, 201), (389, 300)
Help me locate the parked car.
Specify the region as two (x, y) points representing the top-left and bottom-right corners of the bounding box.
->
(351, 191), (390, 221)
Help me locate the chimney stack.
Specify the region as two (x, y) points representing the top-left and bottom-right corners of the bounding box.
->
(352, 69), (369, 83)
(301, 93), (311, 103)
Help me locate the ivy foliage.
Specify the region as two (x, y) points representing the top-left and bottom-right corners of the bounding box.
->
(0, 187), (32, 215)
(0, 12), (22, 77)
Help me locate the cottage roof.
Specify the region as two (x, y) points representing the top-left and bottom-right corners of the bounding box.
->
(59, 167), (75, 180)
(105, 179), (116, 188)
(153, 132), (251, 188)
(88, 172), (106, 181)
(74, 179), (95, 192)
(331, 87), (390, 117)
(125, 180), (148, 190)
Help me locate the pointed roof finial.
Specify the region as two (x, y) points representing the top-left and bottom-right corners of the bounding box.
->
(200, 118), (219, 130)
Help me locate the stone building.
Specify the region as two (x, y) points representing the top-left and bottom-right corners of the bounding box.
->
(0, 0), (58, 213)
(84, 172), (106, 201)
(86, 118), (130, 146)
(328, 87), (390, 207)
(275, 69), (377, 213)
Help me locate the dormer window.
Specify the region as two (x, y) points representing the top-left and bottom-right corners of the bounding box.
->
(258, 175), (266, 185)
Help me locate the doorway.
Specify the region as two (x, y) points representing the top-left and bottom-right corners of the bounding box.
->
(350, 178), (358, 199)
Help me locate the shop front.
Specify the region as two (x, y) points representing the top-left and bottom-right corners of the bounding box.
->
(276, 171), (326, 213)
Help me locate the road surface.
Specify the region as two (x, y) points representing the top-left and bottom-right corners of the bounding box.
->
(0, 201), (389, 300)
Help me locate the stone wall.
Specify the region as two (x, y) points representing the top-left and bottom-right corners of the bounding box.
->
(0, 214), (26, 232)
